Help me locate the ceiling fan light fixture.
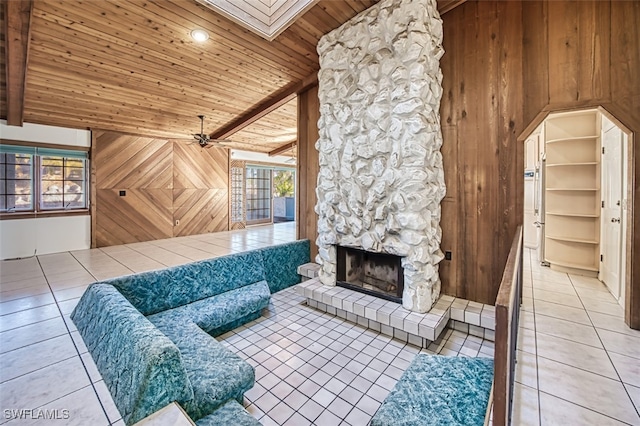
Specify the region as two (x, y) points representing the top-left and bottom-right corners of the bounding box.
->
(190, 29), (210, 42)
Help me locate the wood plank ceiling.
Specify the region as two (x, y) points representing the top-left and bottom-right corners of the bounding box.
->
(0, 0), (376, 152)
(1, 0), (461, 153)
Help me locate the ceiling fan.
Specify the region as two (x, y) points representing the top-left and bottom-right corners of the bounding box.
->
(191, 115), (231, 148)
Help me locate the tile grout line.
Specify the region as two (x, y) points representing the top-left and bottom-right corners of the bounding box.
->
(111, 244), (172, 270)
(537, 389), (636, 426)
(74, 247), (136, 279)
(531, 315), (615, 350)
(239, 306), (391, 423)
(230, 288), (492, 425)
(34, 255), (113, 426)
(67, 251), (101, 283)
(0, 318), (68, 354)
(0, 352), (78, 386)
(526, 249), (543, 426)
(569, 274), (640, 420)
(148, 239), (224, 262)
(94, 247), (147, 276)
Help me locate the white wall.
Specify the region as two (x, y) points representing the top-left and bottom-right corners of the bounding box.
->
(0, 216), (91, 259)
(0, 121), (91, 260)
(1, 120), (91, 147)
(230, 149), (294, 166)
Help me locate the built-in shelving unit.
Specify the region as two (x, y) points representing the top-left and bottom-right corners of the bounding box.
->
(544, 110), (600, 275)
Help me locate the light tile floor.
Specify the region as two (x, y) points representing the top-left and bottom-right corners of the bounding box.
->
(221, 289), (492, 426)
(513, 248), (640, 425)
(0, 222), (490, 425)
(0, 224), (637, 425)
(0, 223), (298, 425)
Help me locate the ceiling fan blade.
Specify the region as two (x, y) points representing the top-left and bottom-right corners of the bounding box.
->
(188, 116), (220, 149)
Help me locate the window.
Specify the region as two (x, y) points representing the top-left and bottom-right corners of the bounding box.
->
(0, 145), (89, 213)
(246, 167), (272, 223)
(230, 166), (244, 224)
(0, 147), (34, 212)
(40, 153), (87, 210)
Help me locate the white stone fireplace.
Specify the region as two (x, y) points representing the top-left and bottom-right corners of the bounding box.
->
(314, 0), (446, 313)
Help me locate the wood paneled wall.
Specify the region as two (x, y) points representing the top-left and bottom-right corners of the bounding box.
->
(297, 85), (320, 261)
(297, 1), (640, 318)
(438, 0), (524, 304)
(440, 0), (639, 314)
(94, 131), (228, 247)
(520, 0), (640, 327)
(173, 143), (229, 237)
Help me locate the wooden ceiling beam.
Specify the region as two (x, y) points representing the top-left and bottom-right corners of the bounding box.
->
(269, 141), (296, 157)
(4, 0), (33, 126)
(209, 72), (318, 140)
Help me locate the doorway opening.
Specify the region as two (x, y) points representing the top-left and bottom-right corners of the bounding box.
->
(272, 170), (295, 223)
(521, 107), (631, 307)
(229, 153), (297, 229)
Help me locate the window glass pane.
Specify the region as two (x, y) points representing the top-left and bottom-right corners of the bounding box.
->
(40, 156), (87, 211)
(245, 166), (272, 223)
(1, 153), (33, 211)
(41, 194), (64, 210)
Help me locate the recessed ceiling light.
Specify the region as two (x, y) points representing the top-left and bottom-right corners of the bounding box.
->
(190, 29), (209, 42)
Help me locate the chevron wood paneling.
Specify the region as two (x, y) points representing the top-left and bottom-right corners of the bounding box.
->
(95, 131), (173, 189)
(172, 140), (229, 237)
(96, 189), (173, 246)
(173, 142), (229, 189)
(173, 188), (228, 237)
(94, 131), (229, 246)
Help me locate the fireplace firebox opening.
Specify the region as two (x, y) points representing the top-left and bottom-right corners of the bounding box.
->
(336, 245), (404, 303)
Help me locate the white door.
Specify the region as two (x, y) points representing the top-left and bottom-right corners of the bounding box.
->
(523, 136), (539, 248)
(600, 126), (623, 299)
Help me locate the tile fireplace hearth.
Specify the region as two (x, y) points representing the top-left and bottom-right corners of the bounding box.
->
(297, 264), (496, 348)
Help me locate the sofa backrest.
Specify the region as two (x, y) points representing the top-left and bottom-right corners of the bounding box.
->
(70, 284), (194, 425)
(108, 250), (266, 315)
(260, 239), (311, 293)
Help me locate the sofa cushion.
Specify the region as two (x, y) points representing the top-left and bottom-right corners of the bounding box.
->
(370, 354), (493, 426)
(154, 319), (255, 421)
(147, 280), (270, 336)
(260, 239), (310, 293)
(108, 250), (267, 315)
(195, 400), (261, 426)
(70, 284), (194, 425)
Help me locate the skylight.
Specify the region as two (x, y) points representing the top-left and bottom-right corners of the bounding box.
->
(198, 0), (318, 41)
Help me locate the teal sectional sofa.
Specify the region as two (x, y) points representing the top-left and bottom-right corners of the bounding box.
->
(71, 240), (310, 425)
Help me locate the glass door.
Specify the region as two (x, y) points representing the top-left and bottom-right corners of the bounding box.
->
(245, 167), (272, 225)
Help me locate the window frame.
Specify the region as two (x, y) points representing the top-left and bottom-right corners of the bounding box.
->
(0, 141), (90, 219)
(245, 166), (272, 224)
(39, 155), (89, 211)
(0, 150), (35, 212)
